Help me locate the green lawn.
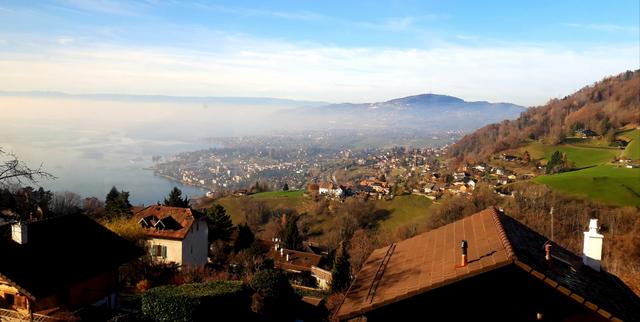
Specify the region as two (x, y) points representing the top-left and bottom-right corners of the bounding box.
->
(375, 194), (433, 231)
(520, 141), (617, 168)
(533, 165), (640, 207)
(249, 190), (305, 199)
(618, 129), (640, 160)
(215, 190), (307, 224)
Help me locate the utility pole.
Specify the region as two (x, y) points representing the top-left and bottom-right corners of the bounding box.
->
(550, 207), (554, 242)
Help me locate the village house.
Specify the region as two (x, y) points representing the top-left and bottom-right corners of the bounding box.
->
(306, 183), (320, 195)
(267, 239), (332, 290)
(576, 129), (598, 138)
(335, 208), (640, 321)
(318, 181), (343, 197)
(134, 205), (208, 267)
(359, 178), (390, 195)
(0, 215), (144, 320)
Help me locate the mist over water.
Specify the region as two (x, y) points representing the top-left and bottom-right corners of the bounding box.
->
(1, 96), (292, 204)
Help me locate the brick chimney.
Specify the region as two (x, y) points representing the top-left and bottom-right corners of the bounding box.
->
(11, 221), (28, 244)
(583, 219), (604, 271)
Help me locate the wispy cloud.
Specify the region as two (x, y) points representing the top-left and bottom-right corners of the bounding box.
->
(57, 37), (74, 45)
(354, 14), (448, 32)
(565, 23), (639, 33)
(1, 33), (637, 106)
(192, 3), (325, 22)
(58, 0), (141, 16)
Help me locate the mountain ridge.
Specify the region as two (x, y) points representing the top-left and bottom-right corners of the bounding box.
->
(450, 70), (640, 162)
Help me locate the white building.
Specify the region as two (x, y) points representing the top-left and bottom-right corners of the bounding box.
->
(134, 205), (208, 267)
(318, 181), (343, 197)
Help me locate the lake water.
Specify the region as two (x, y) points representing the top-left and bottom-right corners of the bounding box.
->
(0, 96), (288, 205)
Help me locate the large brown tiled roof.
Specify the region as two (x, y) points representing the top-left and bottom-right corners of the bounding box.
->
(134, 206), (201, 240)
(336, 208), (511, 320)
(335, 208), (640, 321)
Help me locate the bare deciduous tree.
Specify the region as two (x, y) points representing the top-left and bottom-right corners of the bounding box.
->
(51, 191), (82, 216)
(0, 148), (55, 187)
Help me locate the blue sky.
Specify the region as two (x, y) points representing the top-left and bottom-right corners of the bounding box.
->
(0, 0), (638, 105)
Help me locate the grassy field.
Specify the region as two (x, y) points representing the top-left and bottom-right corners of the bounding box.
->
(533, 165), (640, 207)
(519, 141), (617, 168)
(210, 190), (433, 237)
(618, 129), (640, 160)
(375, 194), (433, 231)
(214, 190), (307, 224)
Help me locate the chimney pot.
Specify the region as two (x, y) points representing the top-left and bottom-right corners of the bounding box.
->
(583, 219), (604, 271)
(545, 243), (552, 262)
(11, 221), (28, 245)
(460, 240), (468, 267)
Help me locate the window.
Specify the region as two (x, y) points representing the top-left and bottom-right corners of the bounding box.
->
(5, 293), (14, 306)
(152, 245), (168, 259)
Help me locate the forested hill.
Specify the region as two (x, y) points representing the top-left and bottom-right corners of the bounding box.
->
(450, 70), (640, 163)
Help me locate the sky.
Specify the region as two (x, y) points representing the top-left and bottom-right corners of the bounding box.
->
(0, 0), (638, 106)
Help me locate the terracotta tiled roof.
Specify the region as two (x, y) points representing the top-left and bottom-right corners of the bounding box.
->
(134, 206), (201, 240)
(336, 208), (511, 320)
(335, 208), (640, 321)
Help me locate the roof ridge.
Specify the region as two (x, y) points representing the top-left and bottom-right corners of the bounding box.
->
(488, 207), (516, 260)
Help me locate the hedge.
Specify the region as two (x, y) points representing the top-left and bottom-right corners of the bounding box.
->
(141, 281), (248, 322)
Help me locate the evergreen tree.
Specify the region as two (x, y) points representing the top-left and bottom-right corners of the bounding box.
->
(207, 204), (233, 242)
(104, 186), (132, 217)
(281, 215), (303, 250)
(331, 242), (351, 293)
(235, 223), (255, 252)
(522, 150), (531, 164)
(163, 186), (190, 208)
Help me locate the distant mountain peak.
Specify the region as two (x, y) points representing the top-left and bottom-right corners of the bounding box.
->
(385, 93), (465, 105)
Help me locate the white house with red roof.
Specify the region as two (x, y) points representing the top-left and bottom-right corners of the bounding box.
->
(134, 205), (208, 267)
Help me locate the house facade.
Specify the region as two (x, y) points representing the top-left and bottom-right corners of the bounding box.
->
(134, 206), (208, 267)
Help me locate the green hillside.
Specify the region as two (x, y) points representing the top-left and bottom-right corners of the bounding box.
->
(214, 190), (307, 224)
(520, 141), (617, 168)
(375, 195), (433, 231)
(534, 165), (640, 207)
(619, 129), (640, 160)
(211, 191), (433, 237)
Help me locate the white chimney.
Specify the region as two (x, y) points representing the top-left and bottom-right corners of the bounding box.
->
(280, 248), (284, 256)
(11, 221), (28, 244)
(583, 219), (604, 271)
(286, 254), (290, 262)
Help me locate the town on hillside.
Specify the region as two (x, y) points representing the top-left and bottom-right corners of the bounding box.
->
(1, 1), (639, 320)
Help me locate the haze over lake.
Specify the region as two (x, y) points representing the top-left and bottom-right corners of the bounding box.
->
(1, 95), (298, 204)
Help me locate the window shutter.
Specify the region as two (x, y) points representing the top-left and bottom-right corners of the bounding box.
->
(162, 246), (167, 258)
(15, 295), (26, 308)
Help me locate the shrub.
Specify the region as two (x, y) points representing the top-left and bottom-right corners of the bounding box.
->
(250, 269), (293, 300)
(249, 269), (296, 316)
(141, 281), (248, 322)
